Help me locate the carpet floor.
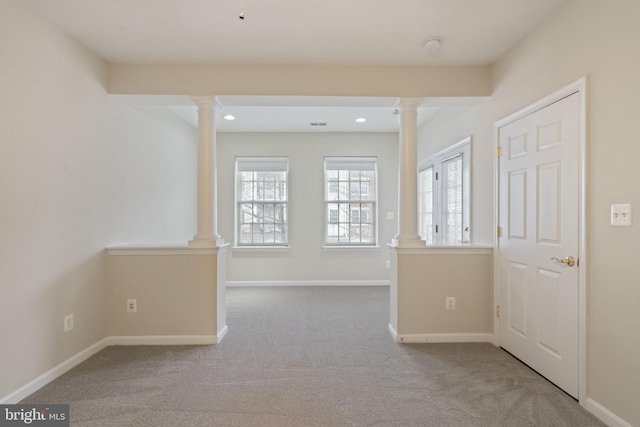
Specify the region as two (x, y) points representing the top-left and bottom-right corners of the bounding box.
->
(22, 286), (605, 426)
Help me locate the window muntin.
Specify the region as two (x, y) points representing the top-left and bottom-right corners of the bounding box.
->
(418, 138), (471, 245)
(236, 157), (288, 246)
(325, 157), (377, 246)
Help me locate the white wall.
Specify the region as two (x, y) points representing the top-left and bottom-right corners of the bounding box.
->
(491, 1), (640, 425)
(217, 132), (398, 283)
(0, 2), (196, 400)
(0, 0), (111, 399)
(109, 105), (197, 245)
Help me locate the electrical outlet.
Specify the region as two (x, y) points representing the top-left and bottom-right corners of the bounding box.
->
(127, 299), (137, 313)
(445, 297), (456, 310)
(386, 260), (391, 269)
(64, 314), (74, 332)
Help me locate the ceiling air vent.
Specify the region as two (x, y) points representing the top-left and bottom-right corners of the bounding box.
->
(310, 122), (328, 127)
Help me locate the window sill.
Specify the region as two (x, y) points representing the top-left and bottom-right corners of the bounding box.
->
(233, 246), (290, 252)
(322, 245), (380, 251)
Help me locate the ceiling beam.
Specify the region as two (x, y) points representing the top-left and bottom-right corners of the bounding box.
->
(108, 64), (491, 98)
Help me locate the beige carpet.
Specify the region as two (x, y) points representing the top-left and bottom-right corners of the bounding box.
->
(22, 286), (604, 426)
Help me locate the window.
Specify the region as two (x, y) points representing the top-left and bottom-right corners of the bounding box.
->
(418, 137), (471, 245)
(325, 157), (377, 246)
(236, 157), (288, 246)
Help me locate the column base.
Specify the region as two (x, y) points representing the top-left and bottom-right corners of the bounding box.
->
(390, 237), (426, 248)
(188, 237), (227, 248)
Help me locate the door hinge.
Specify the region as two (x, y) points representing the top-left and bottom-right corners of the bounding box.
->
(497, 226), (502, 238)
(496, 305), (501, 318)
(497, 146), (502, 158)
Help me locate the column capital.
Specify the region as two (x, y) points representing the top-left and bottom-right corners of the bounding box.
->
(191, 96), (222, 110)
(397, 97), (424, 109)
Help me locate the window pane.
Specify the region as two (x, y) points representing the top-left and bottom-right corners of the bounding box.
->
(338, 181), (349, 201)
(240, 224), (252, 242)
(251, 224), (263, 244)
(360, 171), (375, 201)
(350, 181), (361, 200)
(360, 181), (369, 200)
(328, 180), (339, 198)
(351, 206), (361, 224)
(264, 181), (274, 201)
(328, 205), (339, 223)
(274, 172), (286, 202)
(240, 181), (254, 201)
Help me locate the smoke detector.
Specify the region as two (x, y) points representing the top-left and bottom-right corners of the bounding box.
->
(423, 38), (442, 52)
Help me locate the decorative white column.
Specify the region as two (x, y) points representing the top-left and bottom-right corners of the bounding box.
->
(189, 96), (225, 248)
(392, 97), (425, 248)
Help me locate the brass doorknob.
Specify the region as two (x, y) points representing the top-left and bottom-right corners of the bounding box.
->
(551, 256), (575, 267)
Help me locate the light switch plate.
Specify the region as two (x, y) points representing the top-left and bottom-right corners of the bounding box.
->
(611, 203), (632, 227)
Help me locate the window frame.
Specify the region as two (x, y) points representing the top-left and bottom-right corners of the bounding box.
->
(324, 156), (378, 247)
(418, 137), (471, 246)
(235, 156), (289, 247)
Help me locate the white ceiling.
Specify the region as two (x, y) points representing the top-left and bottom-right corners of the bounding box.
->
(27, 0), (565, 67)
(172, 96), (446, 133)
(27, 0), (564, 132)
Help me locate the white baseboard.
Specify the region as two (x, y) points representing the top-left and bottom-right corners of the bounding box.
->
(107, 335), (220, 345)
(226, 280), (390, 287)
(388, 326), (493, 344)
(217, 325), (228, 343)
(388, 324), (399, 341)
(0, 338), (109, 404)
(586, 398), (633, 427)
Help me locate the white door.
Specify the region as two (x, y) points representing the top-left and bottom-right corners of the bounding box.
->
(497, 92), (580, 398)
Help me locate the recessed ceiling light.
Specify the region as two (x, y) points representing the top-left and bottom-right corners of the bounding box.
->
(355, 118), (367, 123)
(223, 114), (235, 121)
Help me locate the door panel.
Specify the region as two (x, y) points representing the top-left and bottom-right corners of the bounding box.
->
(537, 162), (562, 244)
(537, 267), (561, 357)
(498, 93), (580, 398)
(508, 169), (527, 239)
(507, 262), (527, 337)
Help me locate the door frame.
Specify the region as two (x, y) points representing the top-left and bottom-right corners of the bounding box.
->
(493, 77), (587, 405)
